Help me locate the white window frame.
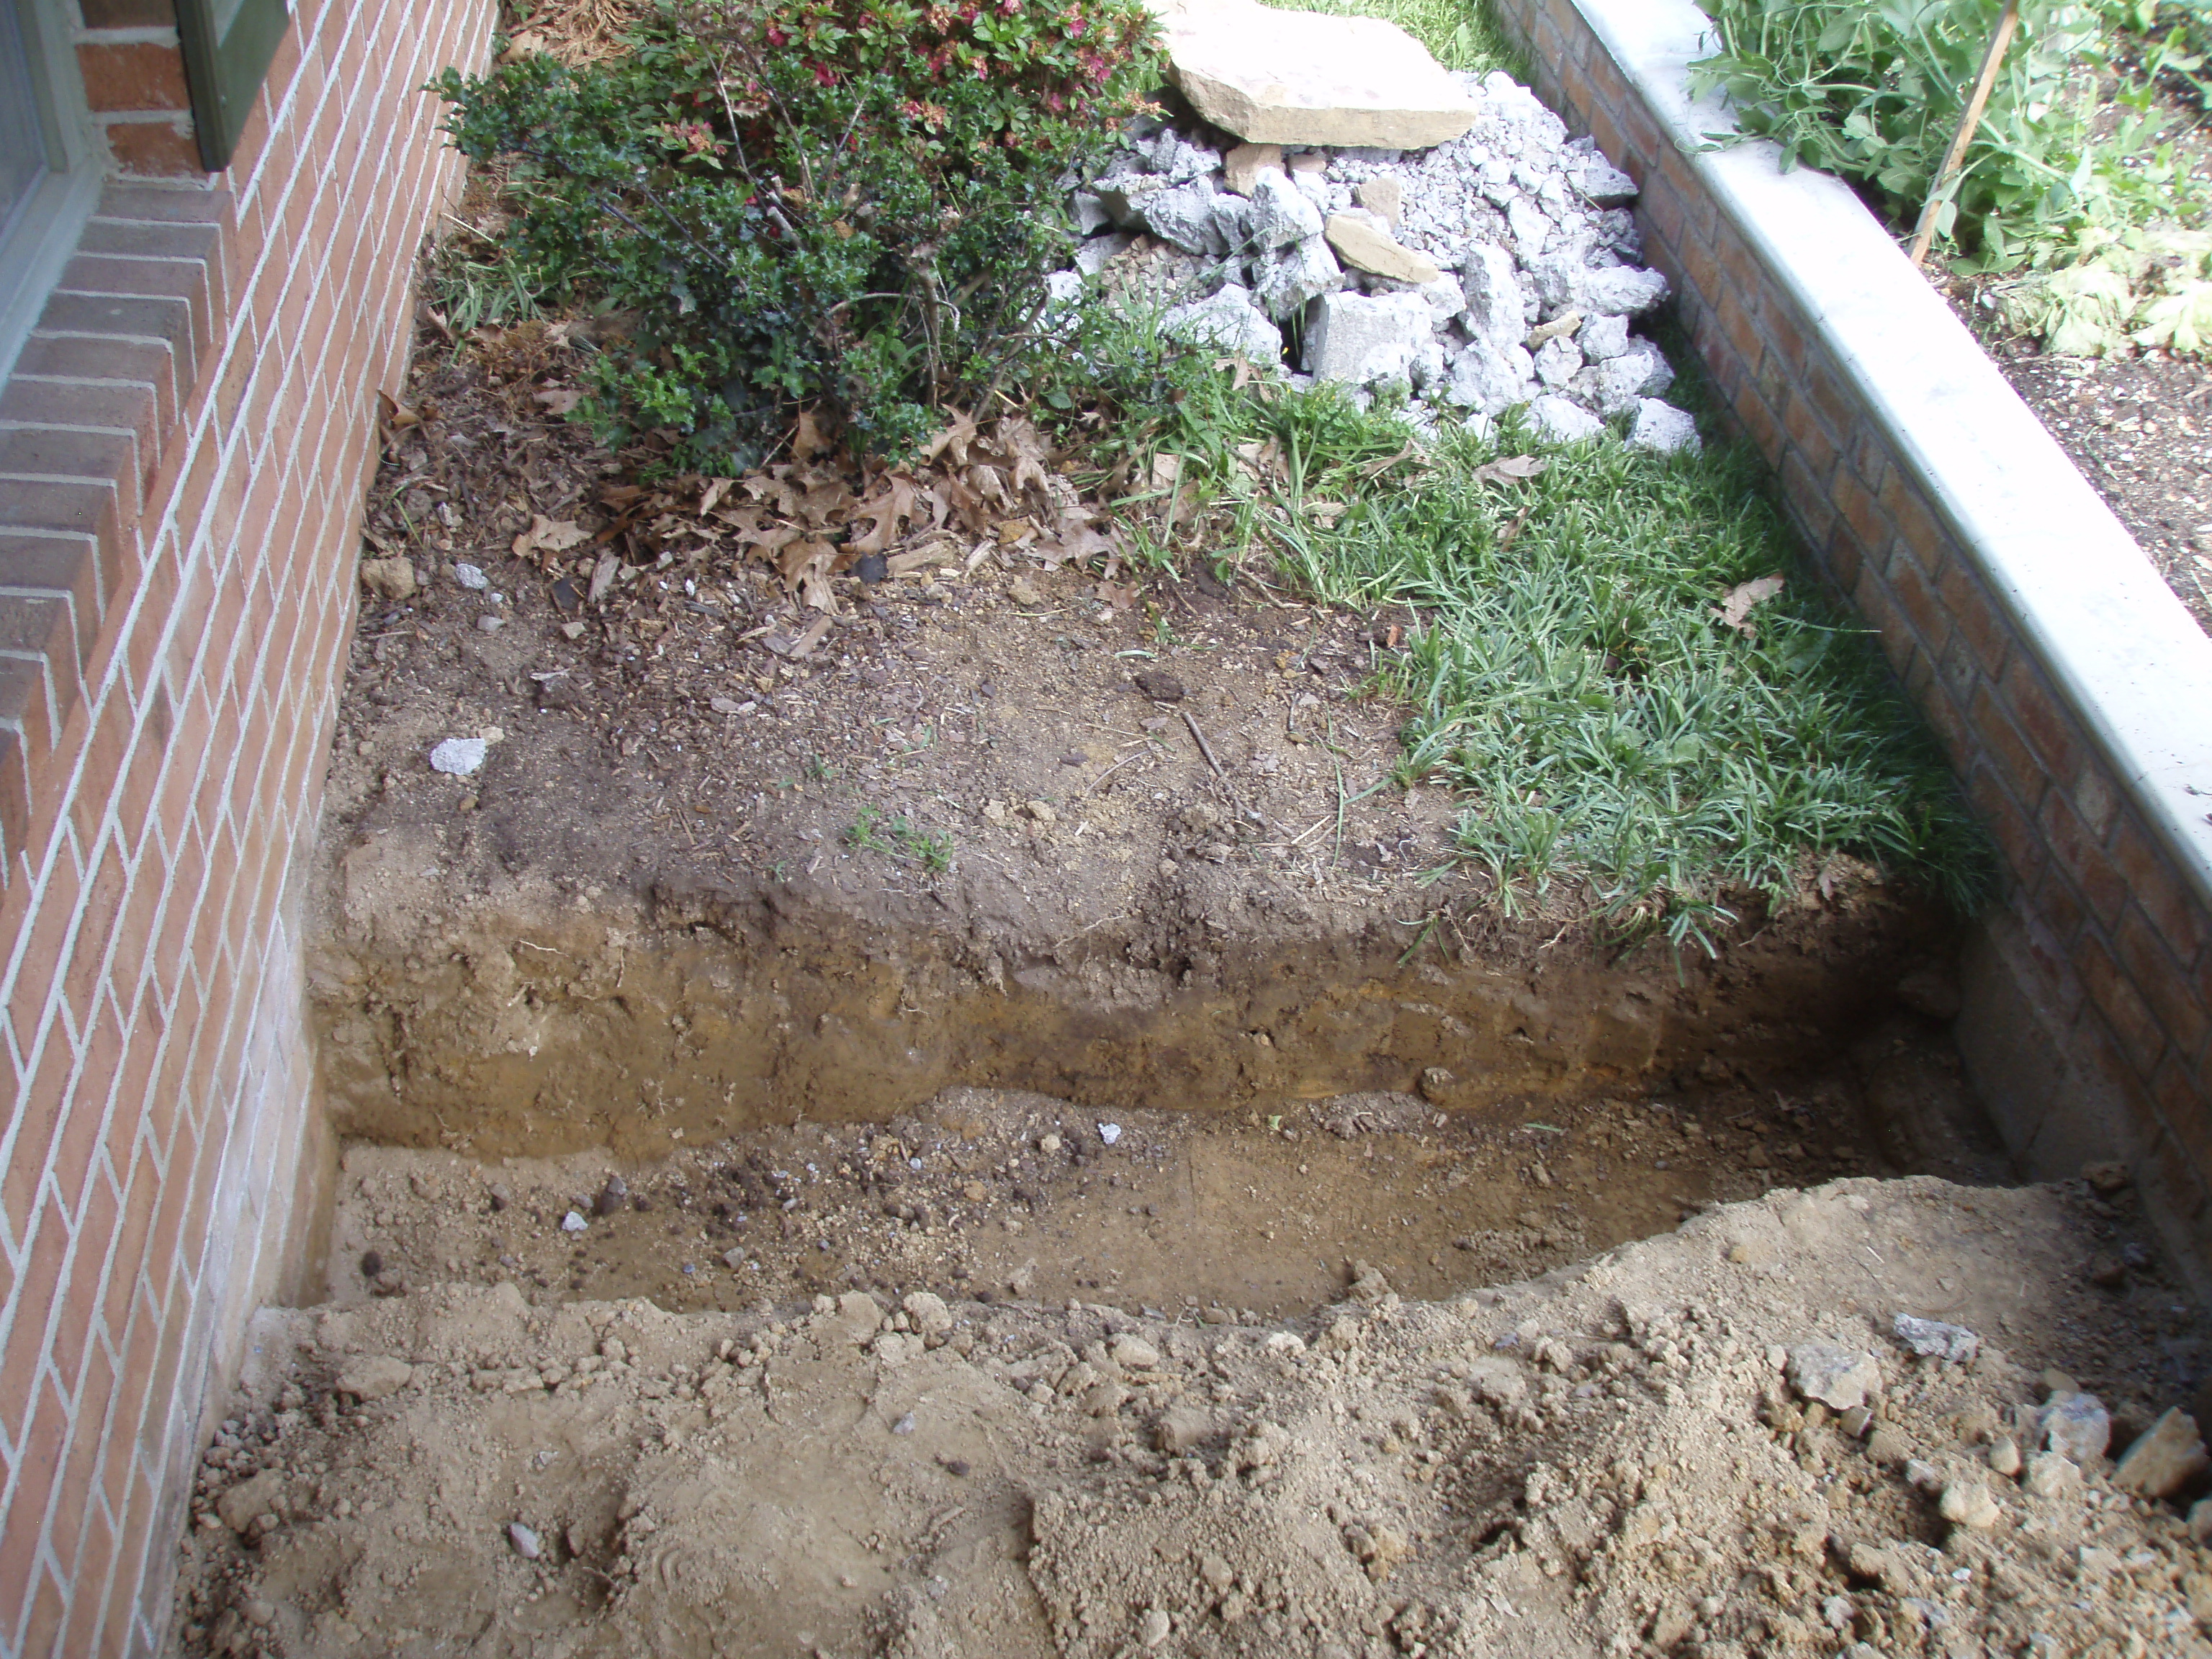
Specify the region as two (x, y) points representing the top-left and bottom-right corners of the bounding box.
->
(0, 0), (104, 385)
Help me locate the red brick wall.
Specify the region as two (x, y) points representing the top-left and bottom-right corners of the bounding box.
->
(0, 0), (493, 1648)
(1489, 0), (2212, 1261)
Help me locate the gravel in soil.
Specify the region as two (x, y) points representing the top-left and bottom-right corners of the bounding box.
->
(176, 1164), (2212, 1659)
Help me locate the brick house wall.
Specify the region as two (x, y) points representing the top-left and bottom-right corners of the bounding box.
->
(1486, 0), (2212, 1270)
(0, 0), (494, 1649)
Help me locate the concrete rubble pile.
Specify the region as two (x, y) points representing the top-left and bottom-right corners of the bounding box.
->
(1054, 1), (1700, 454)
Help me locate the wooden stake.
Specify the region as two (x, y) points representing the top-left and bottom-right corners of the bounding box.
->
(1910, 0), (2023, 269)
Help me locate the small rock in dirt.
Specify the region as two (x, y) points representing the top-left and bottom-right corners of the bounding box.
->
(1938, 1479), (2002, 1529)
(721, 1248), (746, 1271)
(1465, 1355), (1527, 1408)
(2113, 1408), (2210, 1498)
(1140, 1606), (1173, 1648)
(2023, 1451), (2085, 1500)
(360, 557), (417, 601)
(1989, 1435), (2023, 1476)
(453, 562), (489, 590)
(2087, 1251), (2128, 1289)
(1097, 1123), (1123, 1146)
(1007, 577), (1044, 606)
(217, 1471), (284, 1534)
(359, 1249), (383, 1280)
(1894, 961), (1963, 1020)
(2082, 1160), (2131, 1196)
(486, 1183), (509, 1211)
(1787, 1344), (1883, 1412)
(1110, 1334), (1161, 1371)
(429, 737), (489, 777)
(508, 1521), (541, 1560)
(903, 1292), (954, 1335)
(2036, 1392), (2112, 1463)
(835, 1292), (886, 1344)
(336, 1356), (414, 1402)
(1893, 1313), (1979, 1364)
(2188, 1497), (2212, 1543)
(1905, 1458), (1943, 1492)
(1132, 670), (1186, 702)
(595, 1176), (629, 1216)
(1417, 1067), (1456, 1103)
(1024, 800), (1058, 824)
(560, 1210), (588, 1233)
(1156, 1404), (1215, 1452)
(1039, 1133), (1063, 1154)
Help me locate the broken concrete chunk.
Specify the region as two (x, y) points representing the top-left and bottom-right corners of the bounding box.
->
(1580, 264), (1671, 317)
(1572, 156), (1640, 206)
(1627, 400), (1701, 456)
(1353, 176), (1403, 225)
(1161, 283), (1284, 364)
(1303, 289), (1433, 385)
(1246, 168), (1324, 249)
(1529, 394), (1605, 445)
(1459, 243), (1529, 356)
(428, 737), (488, 777)
(1143, 179), (1228, 255)
(1892, 1314), (1979, 1364)
(1532, 335), (1582, 387)
(1251, 233), (1342, 320)
(1787, 1344), (1883, 1413)
(1579, 313), (1632, 360)
(2036, 1392), (2112, 1464)
(2113, 1408), (2210, 1499)
(1442, 339), (1534, 415)
(1323, 213), (1439, 284)
(1154, 0), (1478, 148)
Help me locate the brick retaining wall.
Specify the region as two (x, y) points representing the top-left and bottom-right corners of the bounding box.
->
(0, 0), (493, 1648)
(1486, 0), (2212, 1272)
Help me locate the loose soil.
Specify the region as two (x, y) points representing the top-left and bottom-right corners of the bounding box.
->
(175, 1162), (2212, 1659)
(1954, 300), (2212, 637)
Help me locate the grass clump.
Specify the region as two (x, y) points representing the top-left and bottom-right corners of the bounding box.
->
(846, 806), (955, 873)
(1110, 367), (1988, 948)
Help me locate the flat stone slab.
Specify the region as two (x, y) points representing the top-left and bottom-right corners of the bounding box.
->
(1150, 0), (1478, 149)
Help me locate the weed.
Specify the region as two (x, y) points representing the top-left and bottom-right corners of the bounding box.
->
(1133, 360), (1990, 945)
(846, 806), (954, 873)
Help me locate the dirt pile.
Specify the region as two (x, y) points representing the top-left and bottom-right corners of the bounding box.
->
(176, 1168), (2210, 1658)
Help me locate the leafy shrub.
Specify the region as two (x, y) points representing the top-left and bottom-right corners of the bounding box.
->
(434, 0), (1161, 466)
(1689, 0), (2203, 272)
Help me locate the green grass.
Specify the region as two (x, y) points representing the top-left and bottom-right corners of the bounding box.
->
(1269, 0), (1520, 74)
(1099, 358), (1990, 950)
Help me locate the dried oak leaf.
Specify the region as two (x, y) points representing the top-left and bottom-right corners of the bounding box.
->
(1472, 455), (1547, 485)
(534, 386), (585, 415)
(1716, 574), (1785, 639)
(513, 515), (591, 559)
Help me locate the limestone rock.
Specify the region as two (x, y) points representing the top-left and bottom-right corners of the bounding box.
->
(1303, 289), (1432, 385)
(1074, 232), (1136, 276)
(1586, 339), (1674, 415)
(336, 1355), (415, 1401)
(1323, 213), (1439, 284)
(1154, 0), (1478, 148)
(1143, 179), (1227, 255)
(1354, 176), (1403, 225)
(1162, 283), (1284, 364)
(2023, 1450), (2084, 1499)
(834, 1290), (886, 1344)
(1223, 142), (1282, 196)
(1629, 400), (1701, 456)
(1532, 335), (1581, 387)
(1788, 1344), (1883, 1413)
(2113, 1408), (2210, 1498)
(1572, 156), (1640, 206)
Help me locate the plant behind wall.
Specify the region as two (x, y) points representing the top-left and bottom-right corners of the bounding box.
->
(435, 0), (1162, 467)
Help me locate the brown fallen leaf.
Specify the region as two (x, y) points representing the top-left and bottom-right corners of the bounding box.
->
(1472, 455), (1547, 486)
(925, 410), (981, 469)
(534, 386), (585, 415)
(1096, 581), (1138, 610)
(513, 514), (592, 559)
(793, 407), (836, 463)
(764, 615), (835, 659)
(777, 536), (840, 612)
(847, 474), (917, 555)
(696, 477), (735, 518)
(587, 552), (621, 605)
(1716, 574), (1785, 638)
(1496, 504), (1534, 554)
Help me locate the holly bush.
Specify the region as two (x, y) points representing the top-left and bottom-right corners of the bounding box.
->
(435, 0), (1160, 465)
